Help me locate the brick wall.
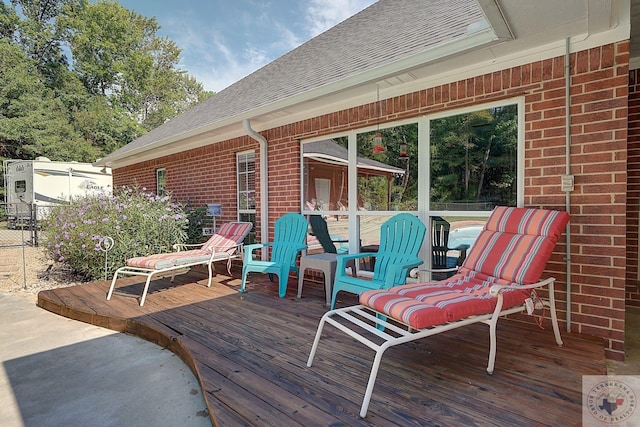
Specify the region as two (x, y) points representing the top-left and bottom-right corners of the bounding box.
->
(115, 41), (630, 360)
(115, 137), (260, 231)
(628, 69), (640, 307)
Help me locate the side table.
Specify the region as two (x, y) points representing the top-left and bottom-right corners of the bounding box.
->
(297, 253), (338, 306)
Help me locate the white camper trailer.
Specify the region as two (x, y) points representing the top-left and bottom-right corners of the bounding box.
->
(3, 157), (112, 228)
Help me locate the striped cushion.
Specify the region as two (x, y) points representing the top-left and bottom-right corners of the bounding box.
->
(202, 222), (253, 254)
(360, 272), (529, 329)
(459, 207), (569, 285)
(127, 250), (212, 270)
(359, 207), (569, 330)
(126, 221), (252, 270)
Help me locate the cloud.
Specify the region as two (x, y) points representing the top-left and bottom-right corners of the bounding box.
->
(158, 0), (376, 92)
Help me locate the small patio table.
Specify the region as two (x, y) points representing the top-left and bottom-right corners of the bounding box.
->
(297, 253), (337, 305)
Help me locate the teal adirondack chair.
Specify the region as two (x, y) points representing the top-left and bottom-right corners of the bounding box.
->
(240, 213), (308, 298)
(330, 213), (426, 309)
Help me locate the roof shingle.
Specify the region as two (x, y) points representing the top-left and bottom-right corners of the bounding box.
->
(105, 0), (484, 161)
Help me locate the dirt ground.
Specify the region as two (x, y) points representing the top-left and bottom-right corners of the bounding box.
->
(0, 246), (79, 298)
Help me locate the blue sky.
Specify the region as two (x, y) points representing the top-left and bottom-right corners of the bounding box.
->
(116, 0), (377, 92)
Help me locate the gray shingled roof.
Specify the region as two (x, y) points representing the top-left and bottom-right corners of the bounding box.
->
(103, 0), (484, 162)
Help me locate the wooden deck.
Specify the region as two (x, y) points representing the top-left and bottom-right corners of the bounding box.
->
(37, 265), (605, 426)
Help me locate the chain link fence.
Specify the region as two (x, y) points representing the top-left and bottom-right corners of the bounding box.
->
(1, 202), (41, 247)
(0, 203), (43, 290)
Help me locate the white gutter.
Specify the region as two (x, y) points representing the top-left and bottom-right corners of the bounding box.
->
(242, 119), (268, 259)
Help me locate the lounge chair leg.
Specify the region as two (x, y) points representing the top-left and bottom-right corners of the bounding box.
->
(139, 276), (153, 306)
(106, 268), (122, 300)
(360, 349), (385, 418)
(307, 311), (333, 368)
(225, 257), (232, 276)
(486, 316), (498, 375)
(207, 262), (213, 287)
(547, 282), (563, 347)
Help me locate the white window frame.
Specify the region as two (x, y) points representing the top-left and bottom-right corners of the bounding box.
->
(299, 97), (524, 254)
(156, 168), (166, 196)
(236, 150), (256, 219)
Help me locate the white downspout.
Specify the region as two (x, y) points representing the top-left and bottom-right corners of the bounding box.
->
(243, 119), (269, 260)
(564, 37), (573, 332)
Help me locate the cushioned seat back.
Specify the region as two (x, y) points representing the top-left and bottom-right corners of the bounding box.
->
(202, 222), (253, 254)
(458, 207), (570, 285)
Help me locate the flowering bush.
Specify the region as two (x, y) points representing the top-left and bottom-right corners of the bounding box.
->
(42, 186), (188, 281)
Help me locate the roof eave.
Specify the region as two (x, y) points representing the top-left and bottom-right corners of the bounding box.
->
(100, 26), (506, 168)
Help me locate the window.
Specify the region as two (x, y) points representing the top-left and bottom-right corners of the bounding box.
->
(356, 123), (418, 212)
(237, 151), (256, 244)
(156, 168), (166, 197)
(15, 180), (26, 193)
(301, 99), (521, 267)
(429, 104), (519, 210)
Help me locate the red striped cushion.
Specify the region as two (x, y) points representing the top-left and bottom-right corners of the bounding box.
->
(361, 272), (529, 329)
(359, 207), (569, 330)
(126, 250), (211, 269)
(460, 207), (569, 284)
(202, 222), (252, 254)
(125, 222), (252, 270)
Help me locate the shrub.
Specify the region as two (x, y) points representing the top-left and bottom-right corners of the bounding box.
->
(183, 202), (208, 244)
(42, 186), (188, 281)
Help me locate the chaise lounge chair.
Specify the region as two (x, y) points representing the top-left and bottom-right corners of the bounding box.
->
(107, 221), (253, 306)
(307, 206), (570, 417)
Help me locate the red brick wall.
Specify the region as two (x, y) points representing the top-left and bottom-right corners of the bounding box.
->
(628, 69), (640, 307)
(114, 41), (630, 360)
(115, 138), (260, 229)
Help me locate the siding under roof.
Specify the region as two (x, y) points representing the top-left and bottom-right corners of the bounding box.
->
(104, 0), (486, 162)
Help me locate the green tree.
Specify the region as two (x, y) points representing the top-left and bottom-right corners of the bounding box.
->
(0, 0), (211, 163)
(0, 38), (80, 160)
(430, 105), (517, 207)
(65, 0), (212, 130)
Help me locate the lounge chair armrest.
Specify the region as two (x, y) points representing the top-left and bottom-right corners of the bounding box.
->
(173, 242), (205, 251)
(204, 243), (243, 260)
(410, 266), (459, 277)
(489, 277), (556, 298)
(291, 243), (308, 258)
(244, 242), (272, 252)
(329, 234), (349, 243)
(205, 243), (241, 252)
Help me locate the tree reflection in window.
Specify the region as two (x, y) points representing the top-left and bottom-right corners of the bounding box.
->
(430, 105), (517, 210)
(355, 123), (418, 212)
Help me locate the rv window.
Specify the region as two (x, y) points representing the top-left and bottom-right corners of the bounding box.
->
(15, 180), (26, 193)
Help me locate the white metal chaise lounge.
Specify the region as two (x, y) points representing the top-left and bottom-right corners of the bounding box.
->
(307, 206), (570, 417)
(107, 221), (252, 306)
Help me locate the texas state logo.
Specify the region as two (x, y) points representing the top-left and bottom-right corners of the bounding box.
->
(583, 376), (639, 425)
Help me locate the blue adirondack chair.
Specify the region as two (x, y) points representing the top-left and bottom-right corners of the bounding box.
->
(330, 213), (426, 309)
(240, 213), (308, 298)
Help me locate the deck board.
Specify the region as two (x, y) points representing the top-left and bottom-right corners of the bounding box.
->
(38, 267), (606, 426)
